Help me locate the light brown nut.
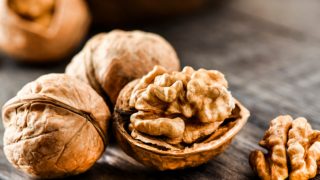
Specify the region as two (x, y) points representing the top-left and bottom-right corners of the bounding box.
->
(0, 0), (90, 61)
(66, 30), (180, 106)
(2, 74), (111, 178)
(129, 66), (235, 145)
(249, 115), (320, 180)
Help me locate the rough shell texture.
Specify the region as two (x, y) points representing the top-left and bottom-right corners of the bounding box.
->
(65, 30), (180, 105)
(249, 115), (320, 180)
(113, 78), (249, 170)
(87, 0), (207, 25)
(2, 74), (110, 178)
(0, 0), (90, 62)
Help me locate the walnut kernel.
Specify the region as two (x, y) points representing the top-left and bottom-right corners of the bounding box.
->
(249, 115), (320, 180)
(129, 66), (235, 146)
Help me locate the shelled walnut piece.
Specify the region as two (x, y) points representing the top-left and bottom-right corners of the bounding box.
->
(128, 66), (235, 147)
(113, 65), (249, 170)
(2, 74), (111, 178)
(249, 115), (320, 180)
(66, 30), (180, 106)
(9, 0), (55, 27)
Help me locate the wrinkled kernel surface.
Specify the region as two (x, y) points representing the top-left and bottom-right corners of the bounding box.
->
(129, 66), (235, 146)
(9, 0), (54, 27)
(249, 115), (320, 180)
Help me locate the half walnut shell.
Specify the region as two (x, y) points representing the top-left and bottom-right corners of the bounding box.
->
(113, 79), (250, 170)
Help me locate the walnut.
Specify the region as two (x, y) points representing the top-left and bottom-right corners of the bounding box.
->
(249, 115), (320, 180)
(0, 0), (90, 61)
(114, 66), (250, 170)
(65, 30), (180, 106)
(2, 74), (111, 178)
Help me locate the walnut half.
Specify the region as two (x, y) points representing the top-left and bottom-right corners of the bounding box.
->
(114, 66), (250, 170)
(249, 115), (320, 180)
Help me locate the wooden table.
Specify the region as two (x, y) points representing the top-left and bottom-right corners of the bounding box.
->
(2, 0), (320, 179)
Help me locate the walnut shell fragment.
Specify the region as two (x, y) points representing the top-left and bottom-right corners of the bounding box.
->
(2, 74), (111, 178)
(0, 0), (90, 62)
(66, 30), (180, 105)
(113, 66), (250, 170)
(249, 115), (320, 180)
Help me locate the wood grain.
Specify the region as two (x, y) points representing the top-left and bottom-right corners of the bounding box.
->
(1, 0), (320, 179)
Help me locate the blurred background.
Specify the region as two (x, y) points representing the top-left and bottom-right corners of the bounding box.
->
(1, 0), (320, 179)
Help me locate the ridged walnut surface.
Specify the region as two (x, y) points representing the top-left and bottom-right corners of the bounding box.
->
(0, 0), (90, 61)
(2, 74), (110, 178)
(113, 71), (249, 170)
(249, 115), (320, 180)
(66, 30), (180, 105)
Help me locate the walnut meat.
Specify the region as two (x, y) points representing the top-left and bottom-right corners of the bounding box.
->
(0, 0), (90, 61)
(2, 74), (111, 178)
(249, 115), (320, 180)
(129, 66), (235, 145)
(66, 30), (180, 105)
(114, 66), (250, 170)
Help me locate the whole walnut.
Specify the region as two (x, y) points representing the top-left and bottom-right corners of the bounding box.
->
(0, 0), (90, 62)
(65, 30), (180, 106)
(114, 66), (250, 170)
(2, 74), (110, 178)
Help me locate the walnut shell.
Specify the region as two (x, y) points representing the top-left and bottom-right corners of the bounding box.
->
(113, 79), (249, 170)
(65, 30), (180, 105)
(2, 74), (110, 178)
(87, 0), (207, 25)
(0, 0), (90, 62)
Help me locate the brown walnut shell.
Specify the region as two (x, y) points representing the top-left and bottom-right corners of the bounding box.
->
(2, 74), (110, 178)
(66, 30), (180, 106)
(0, 0), (90, 62)
(113, 79), (250, 170)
